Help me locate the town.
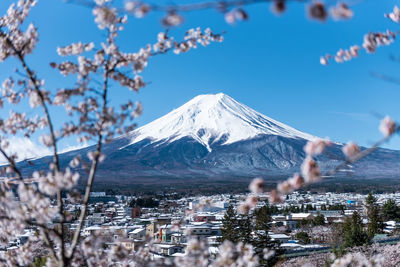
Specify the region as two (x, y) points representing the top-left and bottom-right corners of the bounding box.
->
(7, 190), (400, 263)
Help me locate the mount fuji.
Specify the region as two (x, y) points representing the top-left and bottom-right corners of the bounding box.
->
(18, 93), (400, 180)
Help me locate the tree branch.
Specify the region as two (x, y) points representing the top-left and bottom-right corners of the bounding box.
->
(68, 56), (112, 262)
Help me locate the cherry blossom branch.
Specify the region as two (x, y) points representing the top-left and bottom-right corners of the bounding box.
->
(41, 228), (58, 262)
(324, 135), (391, 177)
(0, 214), (59, 262)
(0, 28), (68, 266)
(69, 0), (354, 26)
(321, 6), (400, 65)
(69, 0), (306, 12)
(241, 117), (399, 211)
(14, 50), (60, 172)
(269, 117), (398, 203)
(0, 147), (23, 180)
(68, 56), (111, 262)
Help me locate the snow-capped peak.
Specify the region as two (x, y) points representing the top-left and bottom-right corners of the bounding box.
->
(126, 93), (316, 151)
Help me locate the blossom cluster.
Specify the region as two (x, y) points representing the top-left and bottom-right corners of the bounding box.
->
(265, 115), (398, 204)
(34, 168), (80, 195)
(0, 0), (38, 61)
(121, 0), (354, 26)
(321, 5), (400, 65)
(320, 45), (360, 65)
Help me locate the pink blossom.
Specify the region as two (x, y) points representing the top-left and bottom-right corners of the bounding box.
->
(301, 156), (321, 183)
(288, 173), (305, 190)
(330, 3), (354, 20)
(379, 116), (396, 137)
(320, 56), (328, 65)
(269, 189), (284, 204)
(57, 42), (94, 57)
(162, 12), (183, 27)
(28, 91), (40, 108)
(342, 141), (360, 158)
(93, 6), (118, 30)
(248, 177), (264, 194)
(304, 138), (331, 156)
(237, 203), (251, 215)
(39, 134), (53, 147)
(224, 9), (248, 25)
(124, 1), (150, 18)
(386, 6), (400, 23)
(277, 180), (292, 194)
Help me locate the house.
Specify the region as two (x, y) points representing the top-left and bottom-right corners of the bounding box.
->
(171, 233), (186, 244)
(269, 233), (290, 243)
(154, 244), (184, 256)
(128, 228), (145, 240)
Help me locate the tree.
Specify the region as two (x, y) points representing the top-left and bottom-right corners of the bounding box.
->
(251, 205), (281, 266)
(220, 205), (240, 243)
(0, 0), (223, 265)
(313, 214), (326, 226)
(1, 0), (399, 265)
(343, 211), (369, 248)
(238, 214), (253, 245)
(296, 231), (310, 244)
(220, 204), (280, 265)
(382, 198), (400, 221)
(365, 193), (384, 238)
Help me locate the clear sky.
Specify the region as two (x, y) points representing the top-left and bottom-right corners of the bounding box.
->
(1, 0), (400, 156)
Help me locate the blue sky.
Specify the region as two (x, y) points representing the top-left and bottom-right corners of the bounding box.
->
(1, 0), (400, 154)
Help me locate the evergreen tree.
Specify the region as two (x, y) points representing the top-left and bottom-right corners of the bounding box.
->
(238, 213), (253, 244)
(220, 204), (280, 265)
(343, 211), (369, 248)
(313, 214), (326, 226)
(252, 205), (281, 266)
(382, 198), (400, 221)
(220, 205), (240, 243)
(365, 193), (384, 238)
(295, 231), (310, 244)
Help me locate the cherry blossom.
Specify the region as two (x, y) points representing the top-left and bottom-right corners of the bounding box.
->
(342, 141), (360, 158)
(248, 177), (264, 194)
(379, 116), (396, 137)
(301, 156), (321, 183)
(308, 2), (328, 21)
(225, 8), (249, 25)
(162, 12), (184, 27)
(0, 0), (399, 265)
(304, 138), (331, 156)
(269, 189), (284, 204)
(57, 42), (94, 56)
(385, 6), (400, 23)
(330, 3), (353, 20)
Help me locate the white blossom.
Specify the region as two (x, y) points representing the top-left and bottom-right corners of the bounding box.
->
(386, 6), (400, 23)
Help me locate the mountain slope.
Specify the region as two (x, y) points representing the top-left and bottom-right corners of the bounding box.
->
(17, 93), (400, 180)
(123, 93), (317, 152)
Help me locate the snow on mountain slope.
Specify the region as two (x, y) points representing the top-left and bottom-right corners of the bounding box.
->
(125, 93), (317, 151)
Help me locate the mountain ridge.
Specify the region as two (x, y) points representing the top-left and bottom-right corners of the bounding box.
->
(16, 93), (400, 181)
(123, 93), (317, 152)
